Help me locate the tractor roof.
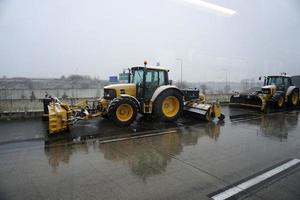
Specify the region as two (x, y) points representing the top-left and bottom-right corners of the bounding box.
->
(131, 66), (170, 72)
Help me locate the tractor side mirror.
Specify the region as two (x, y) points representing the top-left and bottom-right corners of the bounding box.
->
(128, 68), (131, 83)
(259, 77), (261, 81)
(169, 80), (173, 85)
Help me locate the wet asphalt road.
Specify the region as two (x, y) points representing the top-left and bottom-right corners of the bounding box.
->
(0, 106), (300, 200)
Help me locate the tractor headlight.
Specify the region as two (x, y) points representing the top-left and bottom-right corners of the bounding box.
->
(104, 89), (116, 100)
(262, 88), (270, 94)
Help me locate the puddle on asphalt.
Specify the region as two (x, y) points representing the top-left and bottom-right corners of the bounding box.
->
(44, 121), (223, 176)
(42, 111), (300, 178)
(1, 108), (298, 181)
(257, 112), (299, 141)
(44, 113), (209, 145)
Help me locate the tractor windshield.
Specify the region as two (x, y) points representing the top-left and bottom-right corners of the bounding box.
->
(131, 69), (144, 85)
(265, 77), (283, 86)
(265, 76), (291, 87)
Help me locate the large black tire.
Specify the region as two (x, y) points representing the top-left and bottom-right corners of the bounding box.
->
(288, 89), (299, 108)
(269, 93), (285, 110)
(153, 89), (183, 122)
(108, 97), (138, 126)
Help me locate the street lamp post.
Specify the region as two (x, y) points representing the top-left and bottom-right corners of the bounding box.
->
(176, 58), (183, 89)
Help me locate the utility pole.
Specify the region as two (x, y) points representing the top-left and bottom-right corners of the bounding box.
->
(225, 69), (228, 88)
(176, 58), (183, 89)
(221, 68), (230, 93)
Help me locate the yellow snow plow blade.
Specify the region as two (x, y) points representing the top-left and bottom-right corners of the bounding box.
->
(48, 102), (72, 134)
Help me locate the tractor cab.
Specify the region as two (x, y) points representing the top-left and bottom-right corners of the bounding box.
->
(264, 76), (292, 92)
(130, 66), (170, 101)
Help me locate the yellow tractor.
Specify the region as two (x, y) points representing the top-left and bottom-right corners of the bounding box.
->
(230, 75), (299, 111)
(46, 62), (224, 133)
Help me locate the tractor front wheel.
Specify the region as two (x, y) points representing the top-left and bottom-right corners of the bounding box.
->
(269, 93), (285, 110)
(277, 95), (285, 108)
(108, 97), (138, 126)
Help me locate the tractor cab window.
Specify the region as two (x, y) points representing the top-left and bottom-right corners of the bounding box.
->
(145, 70), (159, 85)
(266, 77), (283, 86)
(144, 69), (160, 99)
(283, 77), (291, 86)
(131, 69), (144, 85)
(145, 70), (167, 87)
(158, 71), (166, 86)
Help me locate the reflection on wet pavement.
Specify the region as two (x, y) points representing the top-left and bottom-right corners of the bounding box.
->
(229, 110), (299, 141)
(258, 112), (299, 141)
(44, 122), (222, 180)
(1, 106), (300, 200)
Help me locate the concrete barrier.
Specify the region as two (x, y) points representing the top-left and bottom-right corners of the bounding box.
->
(0, 98), (98, 120)
(0, 88), (102, 100)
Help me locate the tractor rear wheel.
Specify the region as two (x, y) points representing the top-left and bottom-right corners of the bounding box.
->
(288, 90), (299, 107)
(108, 97), (138, 126)
(154, 89), (183, 122)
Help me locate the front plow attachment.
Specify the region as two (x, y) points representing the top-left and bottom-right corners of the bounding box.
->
(48, 102), (72, 134)
(230, 94), (264, 111)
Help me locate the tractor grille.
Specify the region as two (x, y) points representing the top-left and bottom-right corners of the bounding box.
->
(103, 89), (116, 100)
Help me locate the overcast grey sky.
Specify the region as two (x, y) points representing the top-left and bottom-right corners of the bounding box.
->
(0, 0), (300, 82)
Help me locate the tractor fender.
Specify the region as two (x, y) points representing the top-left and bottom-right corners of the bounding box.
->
(151, 85), (183, 102)
(119, 94), (141, 110)
(286, 86), (298, 96)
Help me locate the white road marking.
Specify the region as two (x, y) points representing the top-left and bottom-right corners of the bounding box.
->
(211, 159), (300, 200)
